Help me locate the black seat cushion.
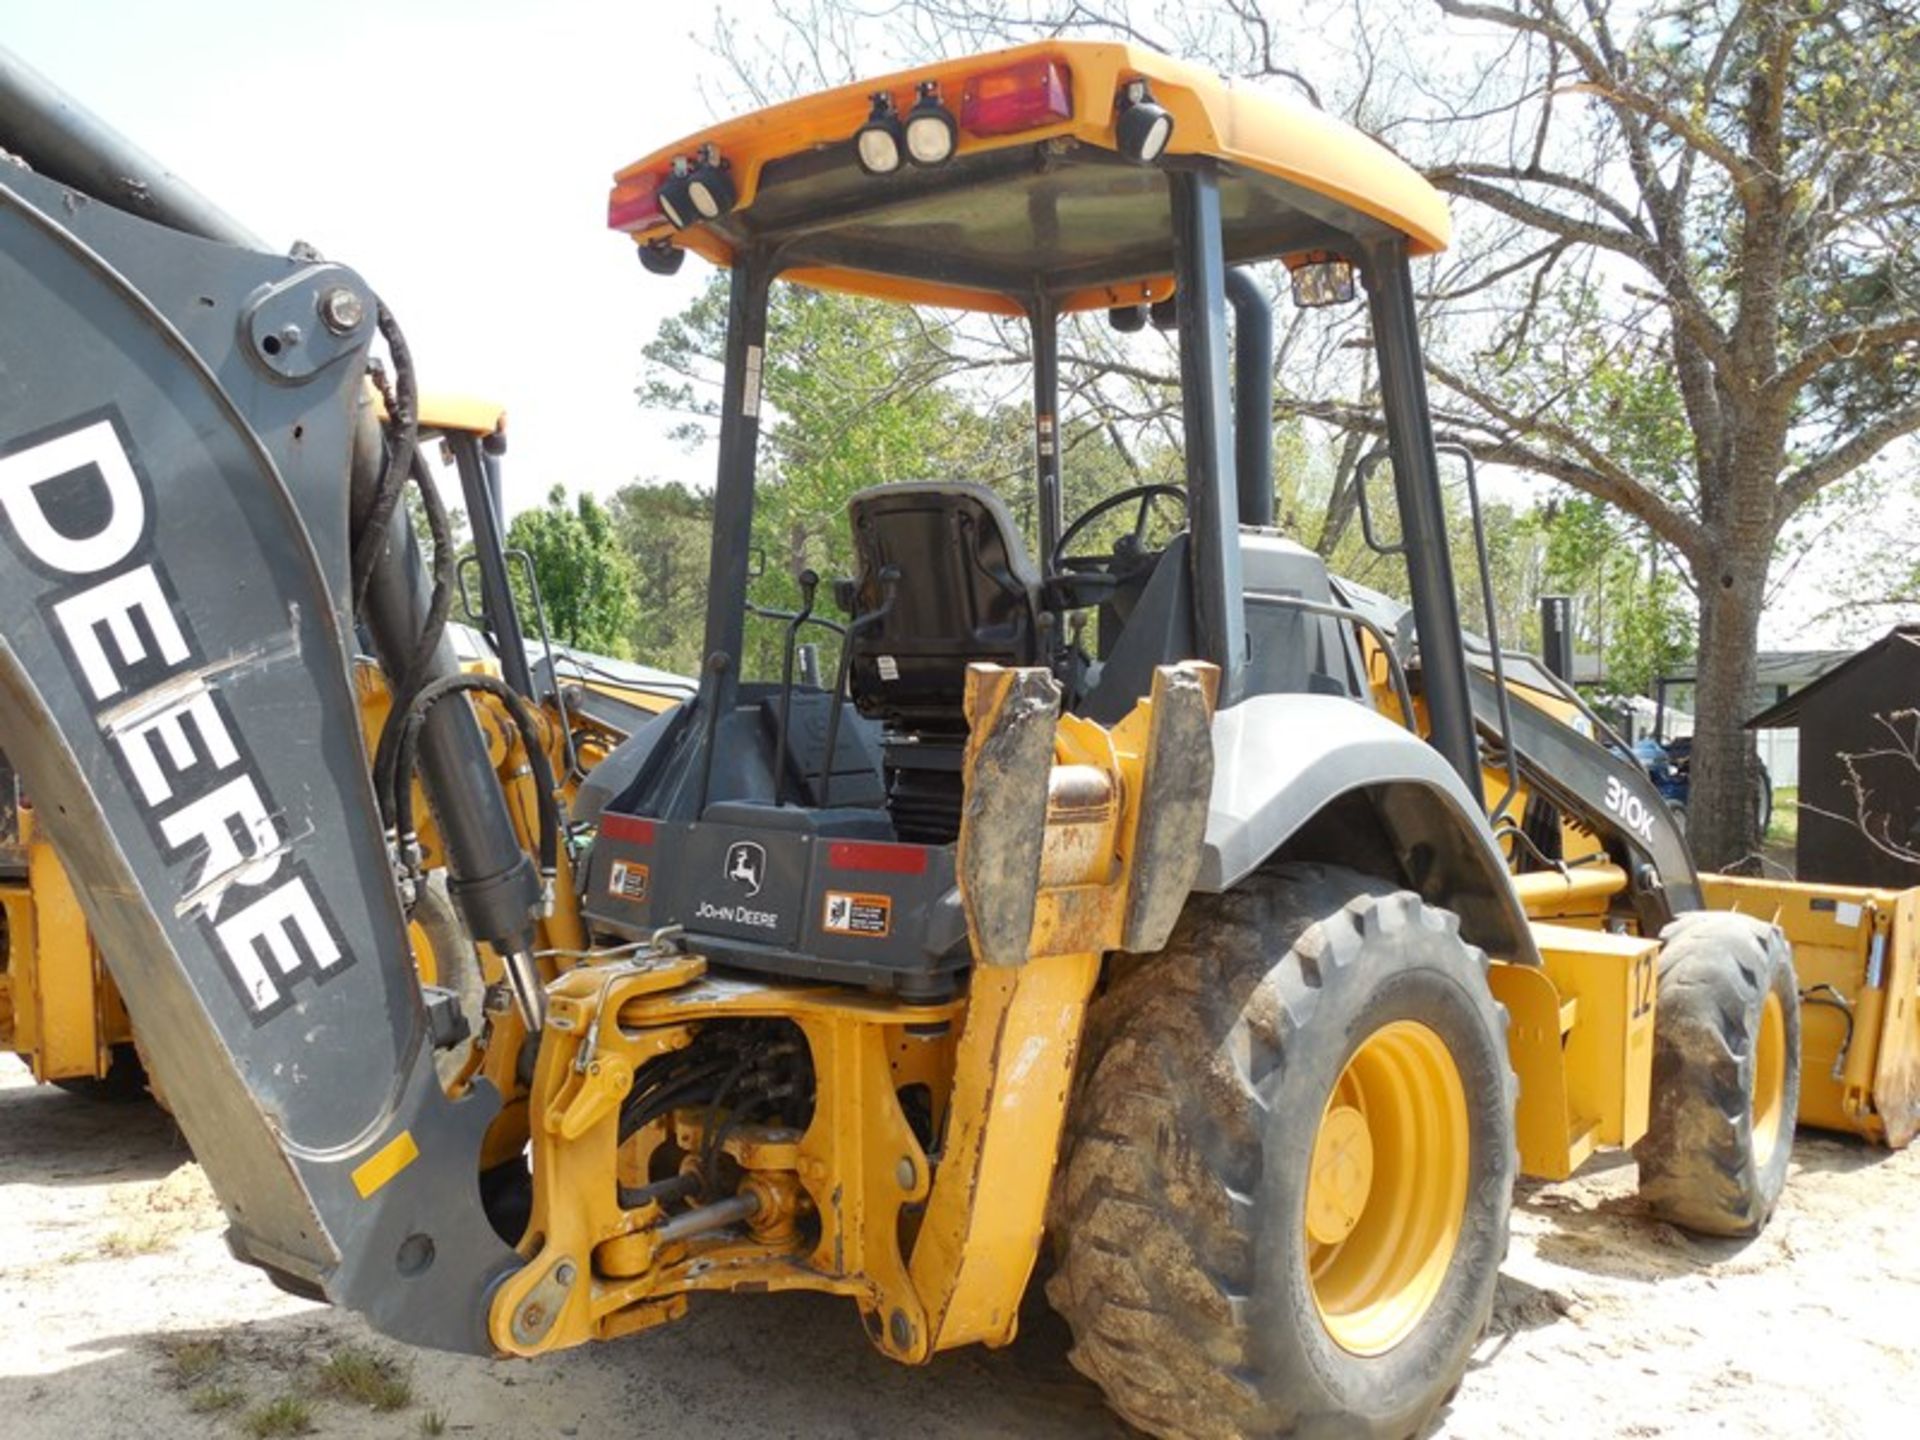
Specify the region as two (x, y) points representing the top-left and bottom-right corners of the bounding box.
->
(846, 482), (1045, 734)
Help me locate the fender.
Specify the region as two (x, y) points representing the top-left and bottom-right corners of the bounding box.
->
(1196, 694), (1538, 964)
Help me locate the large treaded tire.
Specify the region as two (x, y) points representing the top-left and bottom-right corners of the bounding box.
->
(1045, 864), (1516, 1440)
(1633, 910), (1799, 1237)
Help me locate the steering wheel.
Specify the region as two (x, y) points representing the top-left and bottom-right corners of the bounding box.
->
(1051, 483), (1188, 578)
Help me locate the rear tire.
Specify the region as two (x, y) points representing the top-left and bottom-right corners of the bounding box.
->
(1633, 911), (1798, 1237)
(1046, 864), (1515, 1439)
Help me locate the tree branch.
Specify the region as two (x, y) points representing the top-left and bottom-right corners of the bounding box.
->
(1780, 397), (1920, 513)
(1424, 358), (1704, 555)
(1773, 317), (1920, 397)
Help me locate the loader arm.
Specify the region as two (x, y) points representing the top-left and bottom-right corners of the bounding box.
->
(0, 156), (522, 1349)
(1464, 663), (1702, 923)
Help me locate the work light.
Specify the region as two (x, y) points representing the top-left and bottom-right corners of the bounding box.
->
(639, 240), (685, 276)
(684, 150), (736, 221)
(658, 149), (735, 229)
(855, 93), (907, 174)
(905, 81), (958, 166)
(1115, 79), (1173, 164)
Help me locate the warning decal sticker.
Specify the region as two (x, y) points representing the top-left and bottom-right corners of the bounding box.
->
(823, 890), (891, 938)
(608, 859), (651, 903)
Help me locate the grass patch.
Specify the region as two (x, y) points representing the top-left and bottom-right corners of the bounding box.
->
(243, 1394), (313, 1438)
(162, 1336), (227, 1385)
(1768, 786), (1799, 847)
(100, 1226), (171, 1258)
(188, 1382), (246, 1414)
(315, 1345), (413, 1412)
(420, 1410), (449, 1437)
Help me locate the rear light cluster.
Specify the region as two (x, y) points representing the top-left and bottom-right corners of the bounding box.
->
(854, 58), (1074, 176)
(611, 59), (1178, 248)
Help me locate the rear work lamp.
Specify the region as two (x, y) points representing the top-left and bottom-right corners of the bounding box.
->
(856, 92), (907, 174)
(1115, 79), (1173, 163)
(904, 81), (958, 166)
(658, 147), (736, 230)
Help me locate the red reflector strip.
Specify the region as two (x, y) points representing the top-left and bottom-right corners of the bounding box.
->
(601, 814), (656, 845)
(960, 59), (1073, 136)
(608, 174), (665, 232)
(828, 840), (929, 875)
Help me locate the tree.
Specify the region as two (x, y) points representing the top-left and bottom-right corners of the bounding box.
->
(1407, 0), (1920, 866)
(506, 486), (640, 658)
(609, 480), (712, 676)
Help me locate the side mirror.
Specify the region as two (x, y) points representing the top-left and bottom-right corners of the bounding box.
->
(1285, 251), (1357, 307)
(1354, 448), (1406, 557)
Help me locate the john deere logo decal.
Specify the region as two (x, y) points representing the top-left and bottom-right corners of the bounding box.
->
(725, 840), (766, 898)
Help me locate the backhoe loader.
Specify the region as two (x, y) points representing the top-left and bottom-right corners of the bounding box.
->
(0, 37), (1848, 1440)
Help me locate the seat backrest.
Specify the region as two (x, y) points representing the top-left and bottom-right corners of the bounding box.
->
(846, 482), (1045, 734)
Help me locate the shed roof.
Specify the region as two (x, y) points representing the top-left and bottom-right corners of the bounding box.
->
(1744, 626), (1920, 729)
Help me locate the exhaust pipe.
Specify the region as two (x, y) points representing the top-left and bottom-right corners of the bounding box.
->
(1225, 267), (1275, 528)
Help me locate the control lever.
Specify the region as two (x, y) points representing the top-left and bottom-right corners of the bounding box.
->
(819, 566), (899, 808)
(771, 569), (819, 807)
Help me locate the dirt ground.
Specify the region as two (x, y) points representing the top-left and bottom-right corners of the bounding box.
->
(3, 1055), (1917, 1439)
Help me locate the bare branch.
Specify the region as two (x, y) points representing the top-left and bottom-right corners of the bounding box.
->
(1780, 398), (1920, 513)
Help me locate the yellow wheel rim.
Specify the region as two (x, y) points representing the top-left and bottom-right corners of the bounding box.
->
(1752, 989), (1787, 1170)
(407, 918), (440, 988)
(1306, 1019), (1470, 1357)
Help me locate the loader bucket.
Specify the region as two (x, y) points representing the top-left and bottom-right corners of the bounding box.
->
(1701, 874), (1920, 1147)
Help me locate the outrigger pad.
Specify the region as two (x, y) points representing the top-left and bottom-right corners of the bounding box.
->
(1122, 662), (1220, 952)
(957, 665), (1061, 968)
(0, 167), (519, 1351)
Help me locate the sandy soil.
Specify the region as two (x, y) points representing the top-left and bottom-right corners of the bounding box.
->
(3, 1054), (1917, 1439)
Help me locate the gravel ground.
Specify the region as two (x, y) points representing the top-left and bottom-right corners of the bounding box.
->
(3, 1054), (1917, 1438)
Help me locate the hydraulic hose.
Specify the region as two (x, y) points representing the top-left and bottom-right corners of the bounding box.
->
(390, 673), (562, 881)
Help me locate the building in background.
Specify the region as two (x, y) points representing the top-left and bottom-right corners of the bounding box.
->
(1745, 628), (1920, 888)
(1655, 648), (1855, 789)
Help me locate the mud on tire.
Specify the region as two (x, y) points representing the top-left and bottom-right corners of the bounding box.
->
(1045, 863), (1516, 1440)
(1633, 910), (1799, 1238)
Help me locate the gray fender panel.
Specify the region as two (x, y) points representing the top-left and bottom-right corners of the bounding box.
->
(1197, 694), (1537, 963)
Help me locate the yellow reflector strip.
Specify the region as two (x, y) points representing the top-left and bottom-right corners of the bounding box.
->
(351, 1131), (420, 1199)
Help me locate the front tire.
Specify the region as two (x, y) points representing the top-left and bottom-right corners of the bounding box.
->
(1633, 911), (1798, 1237)
(1046, 864), (1515, 1439)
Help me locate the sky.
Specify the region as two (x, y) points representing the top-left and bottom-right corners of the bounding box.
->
(6, 0), (731, 513)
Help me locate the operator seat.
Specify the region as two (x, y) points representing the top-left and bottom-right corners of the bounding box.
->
(845, 481), (1049, 842)
(845, 481), (1048, 736)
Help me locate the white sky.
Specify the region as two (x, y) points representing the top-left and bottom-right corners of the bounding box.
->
(8, 3), (1906, 650)
(7, 0), (730, 514)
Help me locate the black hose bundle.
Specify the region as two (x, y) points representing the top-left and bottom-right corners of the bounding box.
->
(351, 303), (555, 895)
(613, 1021), (814, 1211)
(387, 672), (562, 880)
(351, 303), (420, 615)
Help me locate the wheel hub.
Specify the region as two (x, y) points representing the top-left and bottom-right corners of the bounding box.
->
(1306, 1019), (1470, 1357)
(1306, 1104), (1374, 1244)
(1752, 988), (1788, 1170)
